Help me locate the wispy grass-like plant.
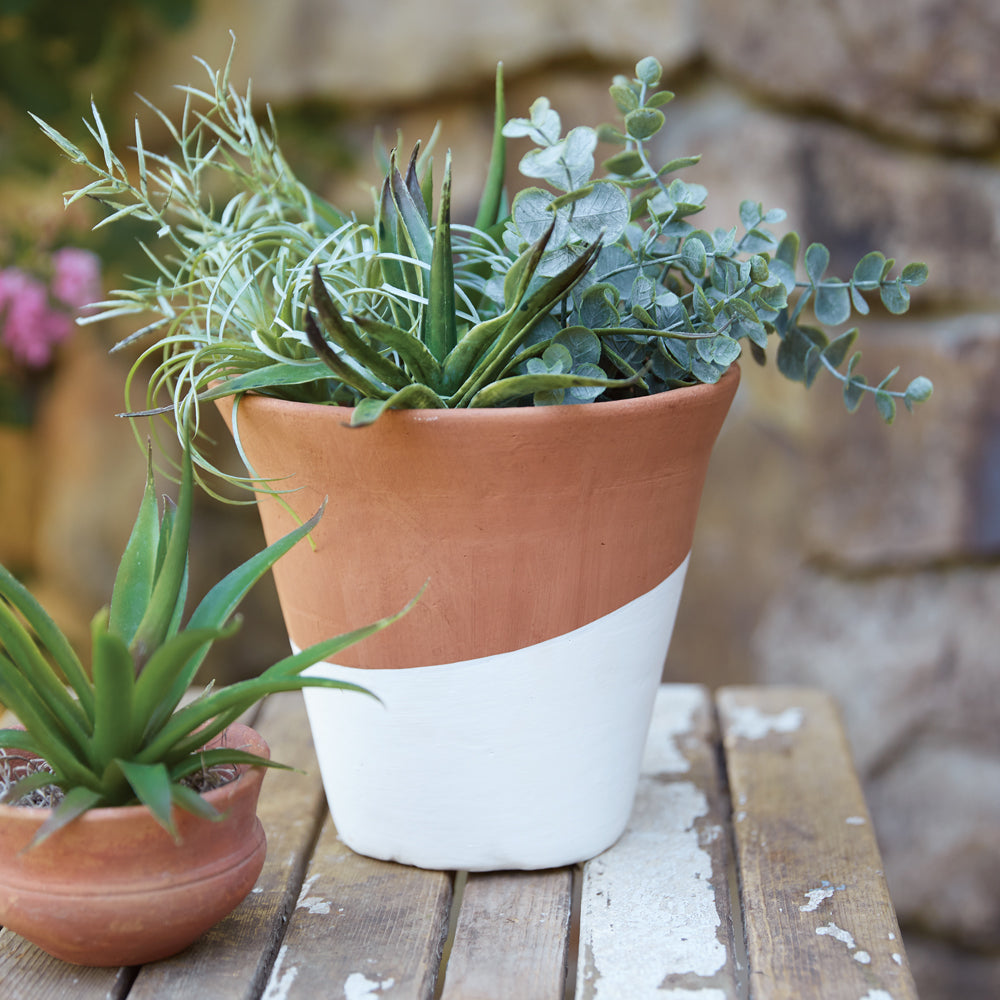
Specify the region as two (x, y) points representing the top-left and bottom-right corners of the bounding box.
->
(0, 434), (410, 845)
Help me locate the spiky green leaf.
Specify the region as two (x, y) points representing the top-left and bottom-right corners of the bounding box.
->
(118, 760), (176, 836)
(30, 787), (104, 848)
(109, 447), (160, 645)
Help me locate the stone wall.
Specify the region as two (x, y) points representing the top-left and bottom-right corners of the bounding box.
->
(12, 2), (1000, 995)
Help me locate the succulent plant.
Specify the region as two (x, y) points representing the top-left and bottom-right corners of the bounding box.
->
(0, 434), (408, 845)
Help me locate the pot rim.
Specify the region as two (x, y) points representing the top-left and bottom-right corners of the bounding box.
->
(223, 363), (740, 427)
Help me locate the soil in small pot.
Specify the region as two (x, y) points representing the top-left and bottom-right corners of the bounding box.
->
(0, 752), (241, 807)
(0, 723), (269, 966)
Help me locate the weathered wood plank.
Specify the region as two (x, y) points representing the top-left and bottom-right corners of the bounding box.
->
(717, 686), (918, 1000)
(577, 684), (742, 999)
(259, 812), (452, 1000)
(126, 691), (327, 1000)
(440, 868), (573, 1000)
(0, 932), (133, 1000)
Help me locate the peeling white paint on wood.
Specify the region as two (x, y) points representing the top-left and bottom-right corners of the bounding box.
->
(859, 991), (895, 1000)
(800, 886), (837, 912)
(579, 780), (727, 999)
(640, 684), (704, 775)
(262, 945), (299, 1000)
(343, 972), (395, 999)
(725, 704), (804, 740)
(657, 990), (728, 999)
(295, 873), (332, 915)
(846, 815), (867, 825)
(816, 921), (876, 967)
(816, 922), (856, 949)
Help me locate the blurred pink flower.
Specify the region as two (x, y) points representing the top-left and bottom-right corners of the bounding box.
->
(50, 247), (102, 311)
(0, 262), (82, 369)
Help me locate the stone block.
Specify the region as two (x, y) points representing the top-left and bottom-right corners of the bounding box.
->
(904, 930), (1000, 1000)
(700, 0), (1000, 150)
(869, 744), (1000, 951)
(131, 0), (700, 109)
(645, 87), (1000, 307)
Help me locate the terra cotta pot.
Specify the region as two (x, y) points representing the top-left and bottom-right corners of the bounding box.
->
(217, 367), (738, 869)
(0, 722), (269, 966)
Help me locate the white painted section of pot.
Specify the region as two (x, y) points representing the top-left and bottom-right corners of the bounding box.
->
(299, 557), (689, 871)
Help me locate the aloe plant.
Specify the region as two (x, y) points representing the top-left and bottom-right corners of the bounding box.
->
(0, 435), (409, 845)
(35, 47), (931, 476)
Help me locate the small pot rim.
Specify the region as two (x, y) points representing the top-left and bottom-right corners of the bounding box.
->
(0, 721), (267, 825)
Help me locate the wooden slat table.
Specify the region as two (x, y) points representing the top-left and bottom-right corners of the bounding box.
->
(0, 686), (918, 999)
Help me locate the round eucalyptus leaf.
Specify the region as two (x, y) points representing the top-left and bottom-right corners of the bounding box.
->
(804, 242), (830, 285)
(541, 342), (574, 373)
(875, 389), (896, 424)
(681, 237), (707, 277)
(880, 279), (911, 315)
(518, 143), (571, 185)
(814, 281), (851, 326)
(843, 377), (867, 412)
(511, 187), (570, 246)
(749, 255), (769, 284)
(554, 326), (602, 366)
(595, 123), (627, 145)
(767, 258), (797, 296)
(566, 383), (607, 403)
(609, 83), (639, 113)
(635, 57), (662, 86)
(901, 261), (929, 286)
(579, 282), (622, 328)
(524, 97), (561, 143)
(904, 376), (933, 403)
(851, 250), (888, 290)
(566, 181), (630, 244)
(624, 108), (665, 141)
(602, 149), (644, 177)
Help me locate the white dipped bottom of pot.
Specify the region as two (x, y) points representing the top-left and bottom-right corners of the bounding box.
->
(299, 556), (689, 871)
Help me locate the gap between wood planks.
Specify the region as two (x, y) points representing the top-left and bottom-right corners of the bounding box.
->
(712, 698), (753, 998)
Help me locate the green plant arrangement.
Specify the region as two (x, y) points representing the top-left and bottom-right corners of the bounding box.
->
(0, 433), (407, 846)
(27, 44), (940, 875)
(33, 46), (931, 481)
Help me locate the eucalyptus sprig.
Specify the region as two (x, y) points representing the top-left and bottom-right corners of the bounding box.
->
(0, 434), (412, 845)
(492, 55), (933, 417)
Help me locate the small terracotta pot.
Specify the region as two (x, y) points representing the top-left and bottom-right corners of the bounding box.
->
(216, 370), (738, 869)
(0, 723), (269, 966)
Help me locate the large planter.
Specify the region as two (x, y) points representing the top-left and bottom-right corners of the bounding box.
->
(0, 723), (269, 966)
(217, 366), (739, 870)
